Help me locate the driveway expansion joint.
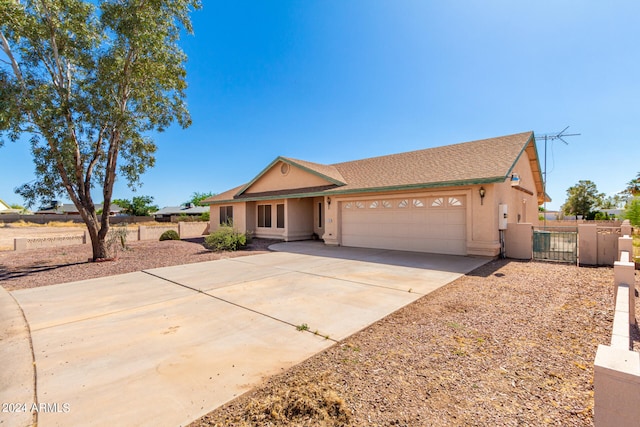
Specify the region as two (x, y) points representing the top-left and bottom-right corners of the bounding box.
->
(140, 270), (335, 340)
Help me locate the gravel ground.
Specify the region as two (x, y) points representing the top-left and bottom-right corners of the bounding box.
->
(0, 238), (271, 291)
(1, 238), (638, 426)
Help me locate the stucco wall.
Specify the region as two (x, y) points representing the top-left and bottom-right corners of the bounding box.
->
(468, 183), (500, 256)
(245, 161), (331, 194)
(504, 223), (533, 259)
(507, 152), (540, 226)
(209, 202), (247, 234)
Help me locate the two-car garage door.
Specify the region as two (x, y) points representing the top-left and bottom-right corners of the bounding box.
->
(341, 195), (467, 255)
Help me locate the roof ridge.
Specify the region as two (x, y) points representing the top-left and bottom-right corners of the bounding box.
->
(331, 131), (533, 166)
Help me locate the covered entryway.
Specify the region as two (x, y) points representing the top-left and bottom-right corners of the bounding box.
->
(340, 195), (467, 255)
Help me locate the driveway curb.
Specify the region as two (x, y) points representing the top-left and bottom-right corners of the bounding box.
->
(0, 285), (37, 427)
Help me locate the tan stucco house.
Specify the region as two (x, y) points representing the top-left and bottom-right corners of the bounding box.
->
(203, 131), (545, 257)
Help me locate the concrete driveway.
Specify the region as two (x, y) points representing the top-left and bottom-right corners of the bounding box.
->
(2, 242), (489, 427)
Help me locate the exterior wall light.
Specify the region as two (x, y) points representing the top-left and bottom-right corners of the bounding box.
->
(479, 187), (486, 205)
(327, 197), (331, 208)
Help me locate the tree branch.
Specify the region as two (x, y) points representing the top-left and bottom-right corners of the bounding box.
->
(0, 30), (23, 83)
(85, 125), (108, 192)
(40, 1), (66, 89)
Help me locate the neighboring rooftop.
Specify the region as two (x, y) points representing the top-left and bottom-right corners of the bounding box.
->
(154, 204), (209, 216)
(35, 203), (123, 215)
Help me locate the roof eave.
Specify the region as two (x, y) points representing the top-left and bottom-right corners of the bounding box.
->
(504, 132), (546, 204)
(207, 177), (505, 204)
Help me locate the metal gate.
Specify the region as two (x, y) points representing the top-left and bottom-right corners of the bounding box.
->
(533, 227), (578, 263)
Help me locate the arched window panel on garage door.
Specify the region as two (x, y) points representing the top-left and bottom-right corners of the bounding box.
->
(431, 197), (444, 207)
(448, 197), (464, 207)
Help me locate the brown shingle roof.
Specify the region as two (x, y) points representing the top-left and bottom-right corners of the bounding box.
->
(202, 185), (244, 204)
(203, 132), (538, 204)
(329, 132), (533, 192)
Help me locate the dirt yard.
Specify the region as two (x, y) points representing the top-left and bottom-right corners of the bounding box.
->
(0, 223), (86, 251)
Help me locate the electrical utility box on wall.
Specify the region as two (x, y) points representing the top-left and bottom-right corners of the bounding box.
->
(498, 204), (508, 230)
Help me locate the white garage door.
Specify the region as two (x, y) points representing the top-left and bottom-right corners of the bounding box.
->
(341, 196), (467, 255)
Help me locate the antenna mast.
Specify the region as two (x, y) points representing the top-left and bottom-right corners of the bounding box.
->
(534, 126), (580, 226)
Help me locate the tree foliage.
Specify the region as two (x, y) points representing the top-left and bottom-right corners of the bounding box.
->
(0, 0), (201, 259)
(601, 195), (625, 210)
(185, 191), (215, 206)
(113, 195), (158, 216)
(623, 197), (640, 227)
(561, 180), (604, 219)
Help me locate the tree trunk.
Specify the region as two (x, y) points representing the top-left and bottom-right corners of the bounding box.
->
(76, 202), (111, 261)
(88, 228), (110, 260)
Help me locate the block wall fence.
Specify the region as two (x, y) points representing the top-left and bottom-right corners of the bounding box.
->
(593, 220), (640, 427)
(13, 222), (209, 251)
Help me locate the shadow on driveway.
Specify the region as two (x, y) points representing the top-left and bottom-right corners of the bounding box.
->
(268, 240), (492, 274)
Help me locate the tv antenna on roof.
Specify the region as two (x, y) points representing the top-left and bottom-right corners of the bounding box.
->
(534, 126), (580, 224)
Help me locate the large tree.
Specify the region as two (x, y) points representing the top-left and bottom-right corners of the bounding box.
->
(0, 0), (200, 260)
(561, 180), (605, 219)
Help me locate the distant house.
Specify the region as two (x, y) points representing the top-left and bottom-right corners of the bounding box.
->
(154, 203), (209, 222)
(0, 198), (24, 214)
(35, 202), (123, 216)
(203, 132), (546, 257)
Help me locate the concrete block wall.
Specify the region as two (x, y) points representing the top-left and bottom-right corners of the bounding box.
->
(578, 224), (623, 266)
(14, 233), (86, 251)
(13, 222), (208, 251)
(138, 225), (179, 241)
(178, 221), (209, 238)
(593, 224), (639, 427)
(504, 223), (533, 259)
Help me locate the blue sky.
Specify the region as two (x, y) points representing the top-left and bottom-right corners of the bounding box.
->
(1, 1), (638, 210)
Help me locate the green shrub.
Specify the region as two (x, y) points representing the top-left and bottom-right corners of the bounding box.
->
(203, 226), (247, 251)
(159, 229), (180, 241)
(623, 197), (640, 227)
(200, 211), (210, 221)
